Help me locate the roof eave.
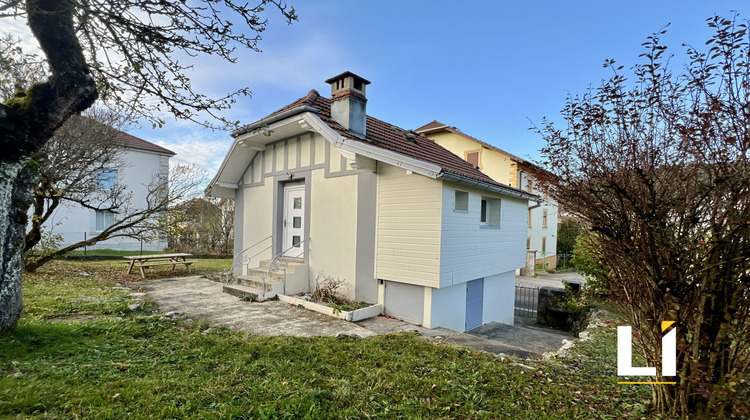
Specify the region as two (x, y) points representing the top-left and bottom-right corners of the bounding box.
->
(414, 125), (449, 135)
(123, 145), (176, 157)
(231, 105), (319, 138)
(439, 171), (539, 200)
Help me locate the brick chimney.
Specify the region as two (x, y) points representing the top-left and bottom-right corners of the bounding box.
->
(325, 71), (370, 138)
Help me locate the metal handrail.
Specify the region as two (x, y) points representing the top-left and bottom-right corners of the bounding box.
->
(227, 235), (272, 284)
(260, 238), (311, 295)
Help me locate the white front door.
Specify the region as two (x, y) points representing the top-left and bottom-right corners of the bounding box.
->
(282, 184), (305, 257)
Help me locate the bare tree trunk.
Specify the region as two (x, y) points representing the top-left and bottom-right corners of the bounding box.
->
(23, 178), (59, 254)
(0, 158), (38, 332)
(0, 1), (98, 333)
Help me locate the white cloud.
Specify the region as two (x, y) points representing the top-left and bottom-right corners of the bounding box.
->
(141, 130), (230, 174)
(190, 35), (353, 93)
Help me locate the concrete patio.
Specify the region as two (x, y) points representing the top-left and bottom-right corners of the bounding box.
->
(134, 276), (575, 359)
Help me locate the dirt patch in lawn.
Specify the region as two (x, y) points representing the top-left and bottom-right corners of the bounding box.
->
(45, 314), (104, 323)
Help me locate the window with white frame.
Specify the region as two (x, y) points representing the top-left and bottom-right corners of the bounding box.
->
(454, 190), (469, 212)
(480, 197), (501, 227)
(95, 210), (115, 231)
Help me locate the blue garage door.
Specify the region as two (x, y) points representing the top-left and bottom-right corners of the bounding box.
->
(465, 278), (484, 331)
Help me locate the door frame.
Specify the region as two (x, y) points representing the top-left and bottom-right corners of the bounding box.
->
(282, 184), (306, 257)
(272, 174), (311, 261)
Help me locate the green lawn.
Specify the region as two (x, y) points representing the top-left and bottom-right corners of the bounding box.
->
(0, 261), (650, 419)
(67, 249), (166, 256)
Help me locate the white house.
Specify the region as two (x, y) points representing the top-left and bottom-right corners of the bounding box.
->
(208, 72), (536, 332)
(43, 131), (175, 251)
(415, 121), (559, 269)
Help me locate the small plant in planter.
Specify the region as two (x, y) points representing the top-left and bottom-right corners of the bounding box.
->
(309, 274), (368, 313)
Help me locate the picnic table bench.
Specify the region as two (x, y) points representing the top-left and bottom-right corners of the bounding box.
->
(123, 253), (197, 278)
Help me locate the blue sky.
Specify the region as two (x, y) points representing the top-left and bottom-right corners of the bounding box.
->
(120, 1), (744, 172)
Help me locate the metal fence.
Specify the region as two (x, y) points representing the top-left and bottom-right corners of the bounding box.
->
(514, 285), (540, 317)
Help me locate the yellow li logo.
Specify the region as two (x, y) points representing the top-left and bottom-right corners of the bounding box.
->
(617, 321), (676, 385)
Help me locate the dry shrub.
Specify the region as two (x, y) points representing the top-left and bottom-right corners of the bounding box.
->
(310, 274), (350, 306)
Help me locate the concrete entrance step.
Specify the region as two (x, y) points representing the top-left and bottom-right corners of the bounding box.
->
(238, 271), (285, 286)
(259, 257), (304, 268)
(222, 284), (276, 300)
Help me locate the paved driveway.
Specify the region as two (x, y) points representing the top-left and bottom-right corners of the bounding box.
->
(516, 271), (586, 288)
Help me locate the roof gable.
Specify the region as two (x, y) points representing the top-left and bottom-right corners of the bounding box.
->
(259, 92), (507, 188)
(415, 120), (528, 165)
(115, 131), (175, 156)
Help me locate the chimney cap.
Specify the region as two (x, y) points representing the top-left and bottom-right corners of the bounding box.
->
(324, 71), (371, 85)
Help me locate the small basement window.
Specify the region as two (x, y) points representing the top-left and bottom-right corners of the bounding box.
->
(454, 190), (469, 212)
(480, 197), (501, 227)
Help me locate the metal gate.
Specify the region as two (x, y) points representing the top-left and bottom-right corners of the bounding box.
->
(514, 285), (539, 317)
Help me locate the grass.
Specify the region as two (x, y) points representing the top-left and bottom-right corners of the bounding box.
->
(0, 261), (652, 419)
(67, 249), (166, 256)
(37, 258), (232, 283)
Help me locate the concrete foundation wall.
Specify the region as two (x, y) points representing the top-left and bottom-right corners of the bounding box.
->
(482, 271), (515, 325)
(427, 281), (466, 331)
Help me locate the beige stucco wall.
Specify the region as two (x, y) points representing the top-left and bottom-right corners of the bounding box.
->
(426, 132), (515, 185)
(308, 151), (358, 299)
(237, 168), (274, 264)
(235, 133), (366, 301)
(375, 164), (443, 288)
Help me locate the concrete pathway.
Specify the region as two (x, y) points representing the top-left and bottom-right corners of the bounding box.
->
(135, 276), (573, 359)
(136, 276), (377, 338)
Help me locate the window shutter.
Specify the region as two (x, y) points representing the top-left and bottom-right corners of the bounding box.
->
(466, 151), (479, 169)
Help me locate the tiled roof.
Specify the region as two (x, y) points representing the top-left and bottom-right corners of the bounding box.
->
(264, 90), (510, 188)
(115, 131), (175, 156)
(415, 120), (528, 165)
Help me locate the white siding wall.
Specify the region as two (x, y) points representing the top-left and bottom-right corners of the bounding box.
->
(375, 164), (442, 288)
(439, 182), (527, 287)
(43, 148), (169, 251)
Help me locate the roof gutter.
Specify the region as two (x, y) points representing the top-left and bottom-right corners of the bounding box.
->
(231, 105), (319, 138)
(439, 172), (539, 201)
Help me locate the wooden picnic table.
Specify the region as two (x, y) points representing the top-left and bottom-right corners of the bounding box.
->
(123, 253), (197, 278)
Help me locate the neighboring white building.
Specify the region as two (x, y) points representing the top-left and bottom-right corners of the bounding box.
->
(415, 121), (559, 269)
(43, 131), (175, 251)
(208, 72), (537, 332)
